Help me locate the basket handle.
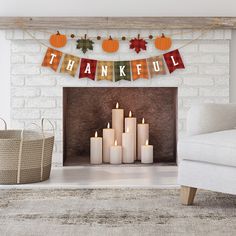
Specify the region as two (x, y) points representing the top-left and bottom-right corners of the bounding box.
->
(41, 118), (55, 135)
(0, 118), (7, 130)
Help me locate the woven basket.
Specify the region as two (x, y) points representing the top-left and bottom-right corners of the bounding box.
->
(0, 118), (54, 184)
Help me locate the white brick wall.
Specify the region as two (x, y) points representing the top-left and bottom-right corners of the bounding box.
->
(7, 29), (231, 166)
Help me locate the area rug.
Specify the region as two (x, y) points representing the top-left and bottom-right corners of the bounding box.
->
(0, 189), (235, 236)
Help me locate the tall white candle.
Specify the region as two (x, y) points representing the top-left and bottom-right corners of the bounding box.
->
(112, 102), (124, 145)
(141, 140), (153, 164)
(103, 122), (115, 163)
(122, 128), (135, 163)
(110, 140), (122, 164)
(125, 111), (137, 160)
(90, 131), (103, 164)
(137, 118), (149, 161)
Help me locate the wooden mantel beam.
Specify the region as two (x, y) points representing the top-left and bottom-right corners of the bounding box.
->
(0, 17), (236, 29)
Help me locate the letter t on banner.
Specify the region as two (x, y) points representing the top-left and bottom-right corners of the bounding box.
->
(42, 48), (62, 72)
(163, 49), (185, 73)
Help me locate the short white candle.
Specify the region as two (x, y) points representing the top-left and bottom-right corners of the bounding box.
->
(103, 122), (115, 163)
(141, 140), (153, 164)
(90, 131), (102, 164)
(125, 111), (137, 160)
(138, 118), (149, 161)
(122, 128), (135, 163)
(110, 140), (122, 164)
(112, 102), (124, 145)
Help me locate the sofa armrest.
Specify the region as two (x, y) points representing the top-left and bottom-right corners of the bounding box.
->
(186, 103), (236, 136)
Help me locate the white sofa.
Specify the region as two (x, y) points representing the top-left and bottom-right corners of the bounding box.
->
(178, 104), (236, 205)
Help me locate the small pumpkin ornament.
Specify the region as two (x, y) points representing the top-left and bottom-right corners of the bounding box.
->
(154, 33), (172, 51)
(49, 31), (67, 48)
(102, 36), (119, 53)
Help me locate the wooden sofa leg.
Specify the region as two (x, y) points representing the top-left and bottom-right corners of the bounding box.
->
(180, 186), (197, 205)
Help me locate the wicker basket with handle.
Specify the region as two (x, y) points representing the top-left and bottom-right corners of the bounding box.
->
(0, 118), (55, 184)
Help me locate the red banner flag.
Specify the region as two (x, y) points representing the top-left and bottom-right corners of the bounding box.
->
(41, 48), (62, 72)
(163, 49), (185, 73)
(79, 58), (97, 80)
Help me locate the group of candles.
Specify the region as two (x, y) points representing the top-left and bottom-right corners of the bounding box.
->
(90, 102), (153, 164)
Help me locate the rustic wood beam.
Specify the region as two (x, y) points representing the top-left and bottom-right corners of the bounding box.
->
(0, 17), (236, 30)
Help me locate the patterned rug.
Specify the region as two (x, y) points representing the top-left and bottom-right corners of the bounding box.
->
(0, 188), (235, 236)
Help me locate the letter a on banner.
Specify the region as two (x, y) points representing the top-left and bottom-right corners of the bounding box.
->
(79, 58), (97, 80)
(42, 48), (62, 71)
(60, 54), (80, 77)
(163, 49), (185, 73)
(96, 61), (113, 81)
(114, 61), (131, 82)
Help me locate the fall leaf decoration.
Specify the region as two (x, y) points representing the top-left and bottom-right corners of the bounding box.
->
(76, 34), (94, 54)
(129, 34), (147, 54)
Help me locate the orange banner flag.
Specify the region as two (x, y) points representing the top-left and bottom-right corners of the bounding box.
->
(42, 48), (62, 72)
(131, 59), (148, 80)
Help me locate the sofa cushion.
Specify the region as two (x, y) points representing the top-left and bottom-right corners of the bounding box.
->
(178, 129), (236, 167)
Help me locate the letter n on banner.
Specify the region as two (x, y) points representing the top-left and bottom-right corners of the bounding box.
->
(79, 58), (97, 80)
(60, 54), (80, 77)
(147, 56), (166, 78)
(96, 61), (113, 81)
(42, 48), (62, 71)
(131, 59), (148, 80)
(163, 49), (185, 73)
(114, 61), (131, 82)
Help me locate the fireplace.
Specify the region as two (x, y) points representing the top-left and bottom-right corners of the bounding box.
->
(63, 87), (177, 165)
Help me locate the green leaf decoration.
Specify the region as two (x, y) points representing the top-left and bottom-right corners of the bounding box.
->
(76, 35), (94, 54)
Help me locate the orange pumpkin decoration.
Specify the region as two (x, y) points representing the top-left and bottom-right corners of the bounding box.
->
(154, 33), (172, 51)
(102, 36), (119, 53)
(50, 31), (67, 48)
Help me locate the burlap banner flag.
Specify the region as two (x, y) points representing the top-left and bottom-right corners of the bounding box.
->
(114, 61), (131, 81)
(131, 59), (148, 80)
(60, 54), (80, 77)
(96, 61), (113, 81)
(163, 49), (185, 73)
(147, 56), (166, 78)
(79, 58), (97, 80)
(42, 48), (62, 72)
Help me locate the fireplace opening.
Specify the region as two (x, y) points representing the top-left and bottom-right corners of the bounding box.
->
(63, 87), (177, 166)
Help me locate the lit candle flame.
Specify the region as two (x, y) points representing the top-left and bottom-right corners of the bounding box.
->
(129, 111), (132, 117)
(126, 127), (129, 133)
(142, 118), (145, 124)
(107, 122), (110, 128)
(116, 102), (119, 109)
(95, 131), (98, 138)
(114, 140), (117, 146)
(145, 139), (149, 145)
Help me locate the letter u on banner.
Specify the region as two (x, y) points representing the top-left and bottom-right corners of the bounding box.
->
(60, 54), (80, 77)
(131, 59), (148, 80)
(79, 58), (97, 80)
(147, 55), (166, 78)
(96, 61), (113, 81)
(42, 48), (62, 72)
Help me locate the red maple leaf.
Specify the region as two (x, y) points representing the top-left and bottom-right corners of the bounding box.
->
(129, 35), (147, 54)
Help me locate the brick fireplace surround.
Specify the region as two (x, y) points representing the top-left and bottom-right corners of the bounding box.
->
(7, 29), (230, 166)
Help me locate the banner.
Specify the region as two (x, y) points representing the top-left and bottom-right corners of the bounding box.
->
(114, 61), (131, 82)
(147, 56), (166, 78)
(163, 49), (185, 73)
(96, 61), (113, 81)
(60, 54), (80, 77)
(79, 58), (97, 80)
(42, 48), (62, 72)
(42, 47), (185, 81)
(131, 59), (148, 80)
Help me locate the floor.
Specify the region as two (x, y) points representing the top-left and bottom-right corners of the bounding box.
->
(0, 165), (178, 189)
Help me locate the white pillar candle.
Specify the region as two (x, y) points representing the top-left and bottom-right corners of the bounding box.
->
(110, 140), (122, 164)
(112, 102), (124, 145)
(122, 128), (135, 163)
(125, 111), (137, 160)
(141, 140), (153, 164)
(90, 131), (103, 164)
(103, 122), (115, 163)
(137, 118), (149, 161)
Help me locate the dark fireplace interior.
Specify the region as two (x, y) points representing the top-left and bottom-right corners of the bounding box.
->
(63, 87), (177, 165)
